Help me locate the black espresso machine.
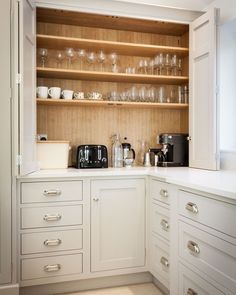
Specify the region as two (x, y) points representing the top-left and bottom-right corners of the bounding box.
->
(156, 133), (189, 167)
(76, 145), (108, 168)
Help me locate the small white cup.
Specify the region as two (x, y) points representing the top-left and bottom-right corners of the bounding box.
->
(74, 91), (85, 100)
(62, 89), (74, 100)
(48, 87), (61, 99)
(37, 86), (48, 99)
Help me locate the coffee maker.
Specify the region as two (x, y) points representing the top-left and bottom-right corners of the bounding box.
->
(157, 133), (189, 167)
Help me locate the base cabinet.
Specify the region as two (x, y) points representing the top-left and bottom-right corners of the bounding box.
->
(91, 178), (145, 272)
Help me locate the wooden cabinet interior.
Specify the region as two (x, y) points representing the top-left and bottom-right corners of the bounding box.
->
(36, 8), (189, 166)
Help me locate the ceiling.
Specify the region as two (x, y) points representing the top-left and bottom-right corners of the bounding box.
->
(113, 0), (215, 11)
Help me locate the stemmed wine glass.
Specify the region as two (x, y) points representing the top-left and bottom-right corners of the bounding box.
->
(77, 49), (86, 70)
(38, 48), (48, 67)
(110, 52), (118, 72)
(138, 59), (148, 74)
(171, 54), (177, 76)
(159, 53), (165, 75)
(165, 53), (171, 76)
(55, 51), (65, 68)
(65, 48), (76, 68)
(154, 55), (160, 75)
(87, 52), (97, 70)
(97, 50), (106, 71)
(177, 58), (182, 76)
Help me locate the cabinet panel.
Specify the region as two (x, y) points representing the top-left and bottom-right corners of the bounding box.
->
(151, 202), (170, 242)
(150, 179), (170, 205)
(91, 179), (145, 272)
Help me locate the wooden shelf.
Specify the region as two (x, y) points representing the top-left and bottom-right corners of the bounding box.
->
(37, 67), (188, 85)
(37, 34), (189, 57)
(37, 98), (188, 109)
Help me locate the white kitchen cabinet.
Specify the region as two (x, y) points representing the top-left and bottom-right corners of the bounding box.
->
(91, 178), (145, 272)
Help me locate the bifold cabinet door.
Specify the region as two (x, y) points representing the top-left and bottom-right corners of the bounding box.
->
(19, 0), (37, 175)
(189, 8), (219, 170)
(91, 179), (145, 272)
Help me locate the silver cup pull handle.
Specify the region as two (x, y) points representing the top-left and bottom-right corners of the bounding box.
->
(160, 219), (169, 231)
(43, 213), (62, 222)
(185, 202), (198, 214)
(44, 238), (62, 246)
(43, 189), (61, 196)
(160, 189), (168, 198)
(160, 256), (169, 268)
(44, 264), (61, 272)
(187, 288), (198, 295)
(187, 240), (200, 254)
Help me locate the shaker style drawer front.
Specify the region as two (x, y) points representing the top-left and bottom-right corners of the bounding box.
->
(151, 202), (170, 242)
(21, 253), (83, 281)
(21, 229), (83, 255)
(178, 190), (236, 238)
(21, 181), (83, 204)
(150, 180), (170, 205)
(178, 263), (225, 295)
(179, 221), (236, 293)
(21, 205), (83, 229)
(150, 235), (170, 288)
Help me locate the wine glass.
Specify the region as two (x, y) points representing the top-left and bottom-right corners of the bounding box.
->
(154, 55), (160, 75)
(171, 54), (177, 76)
(138, 59), (148, 74)
(149, 59), (154, 75)
(65, 48), (75, 68)
(159, 53), (165, 75)
(77, 49), (86, 69)
(165, 53), (171, 75)
(38, 48), (48, 67)
(87, 52), (97, 69)
(110, 52), (118, 65)
(55, 51), (65, 68)
(177, 58), (182, 76)
(97, 50), (106, 71)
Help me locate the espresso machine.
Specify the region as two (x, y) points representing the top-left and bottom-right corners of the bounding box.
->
(156, 133), (189, 167)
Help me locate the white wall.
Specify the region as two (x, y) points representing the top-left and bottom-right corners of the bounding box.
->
(205, 0), (236, 24)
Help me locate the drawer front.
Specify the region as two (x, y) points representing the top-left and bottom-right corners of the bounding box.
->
(21, 205), (83, 229)
(21, 181), (83, 204)
(178, 190), (236, 238)
(151, 202), (170, 242)
(21, 229), (83, 255)
(179, 263), (225, 295)
(150, 179), (170, 205)
(21, 253), (83, 281)
(150, 235), (169, 288)
(179, 221), (236, 293)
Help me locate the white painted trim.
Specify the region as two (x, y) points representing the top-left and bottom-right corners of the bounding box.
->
(0, 284), (19, 295)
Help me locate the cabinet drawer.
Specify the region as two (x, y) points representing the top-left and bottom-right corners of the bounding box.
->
(21, 253), (83, 281)
(21, 181), (83, 204)
(179, 221), (236, 293)
(150, 180), (170, 205)
(21, 229), (83, 255)
(151, 202), (170, 242)
(150, 235), (169, 289)
(179, 263), (224, 295)
(178, 190), (236, 238)
(21, 205), (83, 229)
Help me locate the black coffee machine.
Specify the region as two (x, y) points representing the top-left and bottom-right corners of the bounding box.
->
(157, 133), (189, 167)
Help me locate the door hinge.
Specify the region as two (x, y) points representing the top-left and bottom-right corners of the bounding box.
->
(16, 155), (22, 166)
(16, 73), (22, 84)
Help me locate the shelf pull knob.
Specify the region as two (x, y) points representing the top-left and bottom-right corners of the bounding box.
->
(93, 197), (99, 201)
(160, 256), (169, 268)
(43, 189), (61, 196)
(160, 219), (169, 231)
(44, 238), (62, 246)
(185, 202), (198, 214)
(44, 264), (61, 272)
(187, 240), (200, 254)
(187, 288), (198, 295)
(160, 189), (168, 198)
(43, 213), (62, 222)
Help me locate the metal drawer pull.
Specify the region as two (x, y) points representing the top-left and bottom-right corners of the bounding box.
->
(160, 256), (169, 268)
(160, 189), (168, 198)
(44, 238), (62, 246)
(187, 288), (198, 295)
(93, 197), (99, 201)
(43, 189), (61, 196)
(43, 214), (62, 222)
(185, 202), (198, 214)
(44, 264), (61, 272)
(160, 219), (169, 231)
(187, 240), (200, 254)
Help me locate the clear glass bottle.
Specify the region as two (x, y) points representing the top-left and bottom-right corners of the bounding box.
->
(112, 134), (123, 168)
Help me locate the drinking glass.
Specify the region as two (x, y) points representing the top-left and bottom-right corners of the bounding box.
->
(65, 48), (75, 68)
(177, 58), (182, 76)
(146, 86), (156, 102)
(158, 86), (165, 103)
(55, 51), (65, 68)
(171, 54), (177, 76)
(159, 53), (165, 75)
(139, 86), (147, 102)
(77, 49), (86, 69)
(110, 52), (118, 65)
(149, 59), (154, 75)
(138, 59), (148, 74)
(87, 52), (97, 69)
(130, 86), (138, 102)
(38, 48), (48, 67)
(165, 53), (171, 76)
(97, 50), (106, 71)
(154, 55), (160, 75)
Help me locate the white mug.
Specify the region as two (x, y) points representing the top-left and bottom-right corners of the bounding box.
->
(48, 87), (61, 99)
(87, 92), (102, 100)
(74, 91), (85, 100)
(62, 89), (73, 100)
(37, 86), (48, 99)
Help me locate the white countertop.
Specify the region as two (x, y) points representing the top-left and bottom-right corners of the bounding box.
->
(19, 167), (236, 201)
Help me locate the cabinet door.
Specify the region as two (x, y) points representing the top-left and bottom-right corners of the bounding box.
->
(189, 8), (219, 170)
(91, 179), (145, 272)
(19, 0), (37, 175)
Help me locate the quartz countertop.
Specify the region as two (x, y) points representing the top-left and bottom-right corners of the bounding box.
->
(18, 167), (236, 201)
